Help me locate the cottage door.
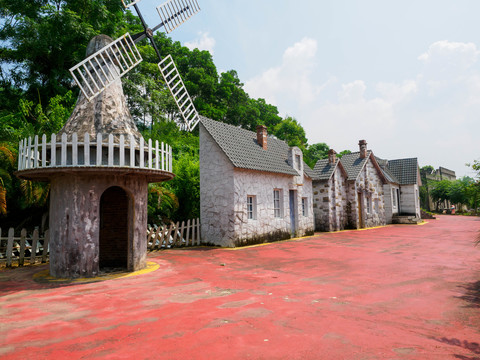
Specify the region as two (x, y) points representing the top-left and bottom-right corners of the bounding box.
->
(357, 192), (365, 228)
(289, 190), (297, 236)
(99, 186), (129, 270)
(396, 188), (401, 214)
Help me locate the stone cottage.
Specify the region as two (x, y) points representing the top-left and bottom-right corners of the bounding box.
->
(338, 140), (388, 229)
(312, 150), (349, 231)
(199, 117), (315, 247)
(378, 157), (422, 222)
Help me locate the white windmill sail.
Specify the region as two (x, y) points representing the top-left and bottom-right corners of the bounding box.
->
(156, 0), (200, 34)
(158, 55), (199, 131)
(69, 33), (142, 101)
(121, 0), (142, 8)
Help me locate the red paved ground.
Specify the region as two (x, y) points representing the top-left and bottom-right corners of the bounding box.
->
(1, 215), (479, 359)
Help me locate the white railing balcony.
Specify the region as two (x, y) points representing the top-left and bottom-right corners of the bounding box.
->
(17, 132), (173, 174)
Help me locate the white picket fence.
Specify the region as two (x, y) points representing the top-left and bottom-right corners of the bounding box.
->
(0, 219), (201, 267)
(147, 218), (201, 249)
(17, 132), (172, 172)
(0, 228), (49, 267)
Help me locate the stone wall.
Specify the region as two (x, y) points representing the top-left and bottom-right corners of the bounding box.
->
(312, 166), (348, 232)
(199, 124), (235, 247)
(313, 179), (330, 231)
(49, 173), (148, 278)
(348, 158), (386, 229)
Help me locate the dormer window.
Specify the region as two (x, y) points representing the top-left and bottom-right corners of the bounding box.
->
(296, 154), (301, 170)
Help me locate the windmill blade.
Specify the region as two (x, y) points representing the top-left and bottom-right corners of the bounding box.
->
(121, 0), (142, 8)
(156, 0), (200, 34)
(158, 54), (199, 131)
(69, 33), (142, 101)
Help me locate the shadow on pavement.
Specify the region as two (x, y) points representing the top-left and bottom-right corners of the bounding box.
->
(433, 337), (480, 356)
(456, 280), (480, 308)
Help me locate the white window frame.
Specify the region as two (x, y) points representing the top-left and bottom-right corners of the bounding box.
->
(374, 198), (379, 213)
(366, 194), (372, 214)
(273, 189), (283, 218)
(302, 197), (308, 216)
(392, 188), (397, 208)
(295, 154), (301, 170)
(247, 195), (256, 220)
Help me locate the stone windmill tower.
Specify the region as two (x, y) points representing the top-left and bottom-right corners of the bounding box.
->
(16, 0), (201, 278)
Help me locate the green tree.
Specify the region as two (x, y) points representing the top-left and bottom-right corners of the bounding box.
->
(337, 150), (352, 159)
(0, 91), (74, 224)
(449, 178), (470, 208)
(273, 117), (308, 150)
(429, 179), (451, 211)
(0, 0), (135, 107)
(304, 143), (329, 168)
(421, 165), (435, 174)
(466, 160), (480, 214)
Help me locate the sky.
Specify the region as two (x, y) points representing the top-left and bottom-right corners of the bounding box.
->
(136, 0), (480, 177)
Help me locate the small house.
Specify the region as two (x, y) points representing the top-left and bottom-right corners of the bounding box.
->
(338, 140), (388, 229)
(312, 150), (349, 231)
(378, 157), (422, 223)
(199, 117), (315, 247)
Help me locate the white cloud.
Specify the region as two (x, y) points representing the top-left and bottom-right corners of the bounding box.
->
(245, 37), (320, 108)
(245, 39), (480, 176)
(418, 40), (479, 69)
(184, 32), (216, 54)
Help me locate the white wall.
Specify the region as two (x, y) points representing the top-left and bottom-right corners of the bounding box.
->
(233, 168), (314, 246)
(400, 184), (421, 217)
(383, 183), (400, 224)
(200, 124), (235, 247)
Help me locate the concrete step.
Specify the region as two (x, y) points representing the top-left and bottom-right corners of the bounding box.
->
(392, 215), (423, 225)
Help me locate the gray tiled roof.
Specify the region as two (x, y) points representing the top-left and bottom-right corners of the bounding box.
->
(375, 156), (400, 184)
(313, 159), (335, 180)
(387, 158), (419, 185)
(339, 151), (371, 180)
(303, 161), (316, 179)
(200, 116), (302, 176)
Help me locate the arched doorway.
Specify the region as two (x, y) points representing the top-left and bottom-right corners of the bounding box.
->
(99, 186), (129, 270)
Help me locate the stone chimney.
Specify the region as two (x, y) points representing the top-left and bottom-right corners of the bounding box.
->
(257, 125), (267, 150)
(328, 149), (337, 165)
(359, 139), (367, 159)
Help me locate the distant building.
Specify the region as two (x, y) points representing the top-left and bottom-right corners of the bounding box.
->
(420, 167), (456, 211)
(199, 117), (314, 247)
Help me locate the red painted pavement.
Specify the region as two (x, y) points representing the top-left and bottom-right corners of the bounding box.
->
(1, 215), (479, 359)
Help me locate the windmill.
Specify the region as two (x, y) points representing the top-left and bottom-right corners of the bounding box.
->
(69, 0), (201, 131)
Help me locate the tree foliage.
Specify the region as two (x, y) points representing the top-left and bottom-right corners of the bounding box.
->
(0, 0), (135, 107)
(428, 177), (479, 212)
(421, 165), (434, 174)
(304, 143), (329, 168)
